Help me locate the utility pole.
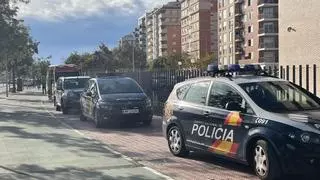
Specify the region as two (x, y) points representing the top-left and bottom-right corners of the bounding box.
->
(132, 42), (135, 72)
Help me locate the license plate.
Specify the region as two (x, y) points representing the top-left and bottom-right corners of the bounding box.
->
(122, 109), (139, 114)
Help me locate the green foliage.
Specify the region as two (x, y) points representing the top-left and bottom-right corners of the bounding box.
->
(31, 56), (51, 83)
(149, 53), (191, 70)
(65, 42), (147, 73)
(0, 0), (38, 92)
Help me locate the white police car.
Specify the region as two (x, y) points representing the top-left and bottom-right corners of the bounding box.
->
(162, 64), (320, 180)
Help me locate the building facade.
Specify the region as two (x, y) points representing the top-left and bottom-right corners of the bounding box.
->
(218, 0), (278, 65)
(145, 1), (181, 63)
(279, 0), (320, 66)
(138, 15), (147, 52)
(279, 0), (320, 95)
(181, 0), (218, 61)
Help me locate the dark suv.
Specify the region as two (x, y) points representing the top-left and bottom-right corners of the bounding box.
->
(55, 76), (90, 114)
(162, 66), (320, 180)
(79, 76), (153, 128)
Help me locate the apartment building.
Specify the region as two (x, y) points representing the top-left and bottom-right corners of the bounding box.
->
(137, 15), (147, 52)
(218, 0), (278, 65)
(118, 34), (136, 48)
(145, 1), (181, 62)
(146, 11), (155, 62)
(181, 0), (218, 61)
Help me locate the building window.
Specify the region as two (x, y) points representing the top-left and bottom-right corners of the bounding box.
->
(173, 34), (177, 38)
(247, 52), (252, 59)
(248, 26), (252, 33)
(248, 39), (252, 46)
(229, 31), (233, 42)
(248, 0), (251, 6)
(173, 49), (177, 53)
(173, 41), (176, 45)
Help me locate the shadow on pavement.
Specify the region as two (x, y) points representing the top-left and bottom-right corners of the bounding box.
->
(0, 164), (158, 180)
(0, 110), (124, 158)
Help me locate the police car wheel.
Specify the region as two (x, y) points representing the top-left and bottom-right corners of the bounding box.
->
(253, 140), (281, 180)
(167, 126), (189, 157)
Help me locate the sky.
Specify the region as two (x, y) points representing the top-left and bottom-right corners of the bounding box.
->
(18, 0), (171, 64)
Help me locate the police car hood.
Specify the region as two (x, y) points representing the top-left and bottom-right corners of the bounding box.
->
(100, 93), (147, 102)
(272, 110), (320, 133)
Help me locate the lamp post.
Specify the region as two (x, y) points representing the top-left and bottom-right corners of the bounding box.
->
(178, 61), (182, 70)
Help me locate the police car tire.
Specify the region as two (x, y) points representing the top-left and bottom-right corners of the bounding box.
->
(253, 140), (281, 180)
(167, 126), (189, 157)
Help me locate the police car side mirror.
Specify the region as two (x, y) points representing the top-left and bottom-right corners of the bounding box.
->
(225, 102), (243, 112)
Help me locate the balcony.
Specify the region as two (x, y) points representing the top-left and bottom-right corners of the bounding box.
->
(235, 0), (244, 4)
(235, 8), (243, 16)
(258, 43), (278, 51)
(235, 22), (244, 29)
(258, 0), (278, 8)
(235, 47), (243, 55)
(258, 28), (278, 36)
(258, 13), (278, 22)
(235, 35), (244, 42)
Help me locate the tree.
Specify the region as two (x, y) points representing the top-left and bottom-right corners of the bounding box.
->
(112, 42), (146, 72)
(149, 53), (191, 70)
(193, 53), (217, 69)
(0, 0), (38, 93)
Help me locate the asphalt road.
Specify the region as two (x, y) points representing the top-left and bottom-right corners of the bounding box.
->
(0, 90), (169, 180)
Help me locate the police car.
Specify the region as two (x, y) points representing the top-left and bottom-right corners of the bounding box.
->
(162, 64), (320, 180)
(80, 76), (153, 128)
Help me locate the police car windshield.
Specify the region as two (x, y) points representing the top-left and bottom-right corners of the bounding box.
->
(240, 81), (320, 113)
(64, 78), (89, 89)
(98, 78), (143, 94)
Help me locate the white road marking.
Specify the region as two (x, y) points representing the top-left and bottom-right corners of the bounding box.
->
(40, 100), (174, 180)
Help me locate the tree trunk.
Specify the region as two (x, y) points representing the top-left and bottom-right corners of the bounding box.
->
(12, 63), (16, 93)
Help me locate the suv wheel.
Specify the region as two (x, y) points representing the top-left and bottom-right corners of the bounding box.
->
(56, 105), (61, 111)
(253, 140), (281, 180)
(61, 102), (68, 114)
(167, 126), (189, 157)
(94, 109), (103, 128)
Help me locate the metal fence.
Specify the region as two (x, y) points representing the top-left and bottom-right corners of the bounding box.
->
(110, 64), (319, 115)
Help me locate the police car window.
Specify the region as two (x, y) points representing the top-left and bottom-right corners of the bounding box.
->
(240, 81), (320, 112)
(176, 84), (191, 100)
(184, 81), (210, 105)
(209, 82), (254, 114)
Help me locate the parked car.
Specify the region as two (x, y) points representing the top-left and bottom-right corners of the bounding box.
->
(55, 76), (91, 114)
(79, 76), (153, 128)
(162, 64), (320, 180)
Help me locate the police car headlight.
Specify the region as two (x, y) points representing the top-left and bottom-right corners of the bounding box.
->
(300, 133), (311, 143)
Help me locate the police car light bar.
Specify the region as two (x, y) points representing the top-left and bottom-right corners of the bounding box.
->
(207, 64), (268, 77)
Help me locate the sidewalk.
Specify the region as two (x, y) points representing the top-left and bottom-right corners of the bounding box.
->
(0, 90), (169, 179)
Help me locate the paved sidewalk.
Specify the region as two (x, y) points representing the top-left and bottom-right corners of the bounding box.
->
(0, 90), (169, 179)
